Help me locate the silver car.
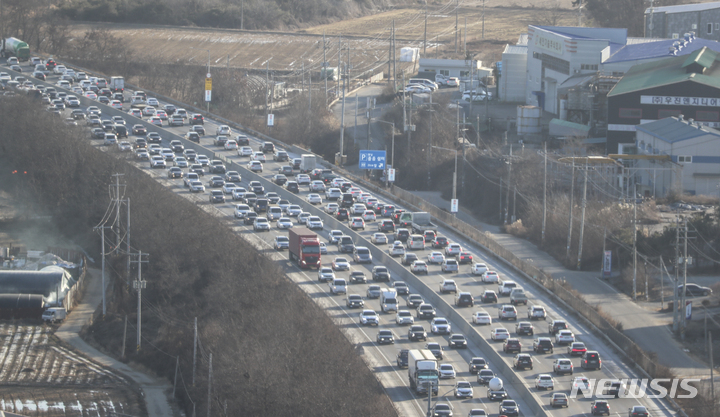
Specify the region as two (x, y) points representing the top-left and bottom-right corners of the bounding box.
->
(317, 267), (335, 282)
(277, 217), (293, 229)
(273, 236), (289, 250)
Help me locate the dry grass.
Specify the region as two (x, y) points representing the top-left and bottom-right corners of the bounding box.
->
(64, 1), (575, 74)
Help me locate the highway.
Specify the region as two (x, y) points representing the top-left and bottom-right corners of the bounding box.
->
(9, 60), (680, 417)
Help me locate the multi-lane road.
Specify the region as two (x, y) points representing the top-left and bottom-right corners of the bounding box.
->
(8, 60), (680, 417)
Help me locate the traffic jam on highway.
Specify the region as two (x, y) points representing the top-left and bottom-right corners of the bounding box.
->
(7, 57), (676, 417)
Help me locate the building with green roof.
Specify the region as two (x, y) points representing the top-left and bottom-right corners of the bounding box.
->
(607, 46), (720, 153)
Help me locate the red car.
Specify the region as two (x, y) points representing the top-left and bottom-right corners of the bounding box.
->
(567, 342), (587, 356)
(457, 251), (473, 264)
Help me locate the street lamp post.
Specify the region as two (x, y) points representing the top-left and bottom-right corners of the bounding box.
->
(432, 145), (458, 212)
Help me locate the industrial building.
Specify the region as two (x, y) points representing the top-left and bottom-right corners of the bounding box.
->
(418, 58), (490, 81)
(634, 116), (719, 197)
(607, 46), (720, 154)
(645, 1), (720, 41)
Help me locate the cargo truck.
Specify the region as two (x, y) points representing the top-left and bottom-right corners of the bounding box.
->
(2, 37), (30, 61)
(399, 212), (437, 234)
(110, 76), (125, 92)
(408, 349), (439, 395)
(380, 289), (398, 313)
(299, 154), (316, 173)
(288, 227), (321, 269)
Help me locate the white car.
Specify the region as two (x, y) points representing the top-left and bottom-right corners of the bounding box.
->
(324, 203), (339, 214)
(491, 327), (510, 341)
(290, 173), (309, 185)
(555, 330), (575, 345)
(174, 157), (189, 168)
(110, 100), (123, 109)
(128, 108), (142, 118)
(142, 106), (156, 116)
(389, 241), (405, 257)
(298, 212), (311, 225)
(350, 217), (365, 230)
(231, 188), (247, 201)
(310, 181), (326, 192)
(439, 363), (456, 379)
(285, 205), (302, 216)
(535, 374), (555, 390)
(431, 317), (451, 334)
(483, 271), (500, 283)
(352, 204), (366, 215)
(146, 97), (160, 107)
(234, 204), (251, 219)
(253, 217), (270, 231)
(222, 183), (237, 194)
(439, 279), (457, 294)
(395, 310), (415, 325)
(277, 217), (293, 229)
(328, 230), (344, 244)
(224, 140), (238, 150)
(498, 305), (518, 320)
(427, 252), (445, 264)
(572, 376), (590, 392)
(553, 359), (574, 375)
(117, 141), (132, 152)
(325, 188), (342, 200)
(471, 311), (492, 325)
(359, 309), (379, 326)
(150, 155), (166, 168)
(248, 161), (263, 172)
(251, 152), (266, 162)
(317, 267), (335, 282)
(471, 263), (488, 275)
(238, 146), (253, 157)
(411, 260), (428, 274)
(306, 216), (323, 230)
(455, 380), (474, 398)
(216, 125), (231, 135)
(445, 243), (462, 256)
(332, 257), (350, 271)
(306, 193), (322, 205)
(362, 210), (376, 222)
(371, 233), (388, 244)
(148, 116), (162, 126)
(189, 180), (205, 193)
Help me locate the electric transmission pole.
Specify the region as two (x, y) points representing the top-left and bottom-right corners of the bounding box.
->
(455, 0), (459, 53)
(424, 3), (428, 56)
(131, 251), (149, 351)
(576, 159), (589, 270)
(566, 163), (575, 260)
(542, 141), (547, 245)
(323, 30), (328, 105)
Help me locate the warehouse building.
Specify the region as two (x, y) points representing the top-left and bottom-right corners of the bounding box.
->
(607, 46), (720, 154)
(645, 1), (720, 41)
(634, 116), (719, 196)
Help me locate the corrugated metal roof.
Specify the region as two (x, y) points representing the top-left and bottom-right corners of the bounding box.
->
(517, 34), (529, 46)
(503, 44), (527, 55)
(635, 116), (720, 143)
(604, 38), (720, 63)
(646, 1), (720, 14)
(608, 47), (720, 96)
(682, 46), (718, 68)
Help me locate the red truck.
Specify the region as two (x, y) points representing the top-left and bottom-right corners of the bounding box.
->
(288, 227), (321, 269)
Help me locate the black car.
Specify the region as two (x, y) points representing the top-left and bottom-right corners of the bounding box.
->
(378, 220), (395, 233)
(190, 114), (204, 125)
(236, 135), (250, 146)
(402, 253), (419, 266)
(416, 303), (436, 319)
(249, 181), (265, 195)
(407, 325), (427, 341)
(480, 291), (498, 303)
(272, 174), (288, 185)
(132, 124), (146, 135)
(115, 125), (128, 138)
(292, 158), (302, 170)
(477, 369), (495, 385)
(468, 357), (488, 374)
(395, 228), (410, 242)
(260, 141), (275, 153)
(533, 337), (554, 354)
(448, 334), (468, 349)
(134, 138), (147, 148)
(372, 267), (390, 281)
(487, 388), (507, 401)
(549, 320), (568, 335)
(349, 271), (367, 284)
(209, 190), (224, 203)
(279, 165), (293, 176)
(163, 104), (177, 115)
(515, 321), (534, 336)
(189, 164), (205, 177)
(225, 171), (241, 182)
(243, 212), (258, 225)
(396, 349), (409, 368)
(286, 181), (299, 193)
(454, 292), (474, 307)
(274, 151), (289, 162)
(581, 351), (602, 370)
(208, 176), (225, 188)
(185, 131), (200, 143)
(499, 400), (519, 417)
(503, 338), (522, 354)
(91, 128), (106, 139)
(513, 354), (533, 370)
(336, 208), (349, 221)
(147, 132), (162, 144)
(590, 400), (610, 416)
(254, 198), (269, 213)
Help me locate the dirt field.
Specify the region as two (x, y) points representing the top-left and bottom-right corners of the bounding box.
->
(0, 324), (142, 416)
(66, 1), (575, 75)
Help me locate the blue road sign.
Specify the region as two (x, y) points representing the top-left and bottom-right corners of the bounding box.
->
(359, 150), (386, 170)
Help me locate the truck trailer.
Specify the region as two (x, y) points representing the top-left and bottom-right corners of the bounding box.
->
(299, 154), (316, 173)
(408, 349), (439, 395)
(288, 227), (321, 269)
(2, 37), (30, 61)
(399, 212), (437, 234)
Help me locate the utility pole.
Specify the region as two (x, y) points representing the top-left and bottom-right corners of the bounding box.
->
(131, 251), (148, 351)
(207, 353), (213, 417)
(323, 31), (328, 105)
(193, 317), (198, 386)
(576, 159), (589, 270)
(504, 145), (513, 225)
(126, 198), (130, 279)
(337, 35), (341, 96)
(423, 3), (428, 56)
(512, 186), (517, 222)
(673, 215), (680, 332)
(710, 331), (716, 407)
(436, 35), (439, 59)
(112, 173), (124, 249)
(633, 184), (638, 301)
(265, 61), (269, 123)
(121, 315), (127, 359)
(681, 217), (689, 336)
(482, 0), (485, 39)
(354, 93), (358, 141)
(392, 20), (397, 92)
(100, 226), (107, 315)
(566, 163), (575, 260)
(464, 17), (467, 54)
(455, 0), (459, 53)
(339, 44), (346, 164)
(240, 0), (244, 30)
(388, 26), (392, 85)
(542, 141), (547, 245)
(428, 98), (434, 188)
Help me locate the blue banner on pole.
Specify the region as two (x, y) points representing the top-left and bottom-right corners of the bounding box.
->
(359, 150), (386, 170)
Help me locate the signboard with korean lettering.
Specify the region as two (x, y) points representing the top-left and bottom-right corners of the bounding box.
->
(534, 35), (563, 55)
(359, 150), (386, 170)
(640, 95), (720, 107)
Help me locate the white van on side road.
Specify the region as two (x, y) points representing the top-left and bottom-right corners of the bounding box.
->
(42, 307), (67, 323)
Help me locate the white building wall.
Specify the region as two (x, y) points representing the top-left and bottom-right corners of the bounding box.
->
(501, 48), (527, 102)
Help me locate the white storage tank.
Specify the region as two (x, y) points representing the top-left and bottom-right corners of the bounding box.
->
(517, 105), (541, 134)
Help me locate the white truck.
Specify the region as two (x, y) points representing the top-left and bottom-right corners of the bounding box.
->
(300, 154), (316, 173)
(380, 289), (398, 313)
(42, 307), (67, 323)
(109, 76), (124, 92)
(408, 349), (439, 395)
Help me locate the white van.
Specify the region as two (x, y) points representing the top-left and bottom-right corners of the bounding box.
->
(381, 289), (398, 313)
(42, 307), (67, 323)
(407, 234), (425, 250)
(409, 78), (438, 91)
(329, 278), (347, 294)
(498, 280), (518, 296)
